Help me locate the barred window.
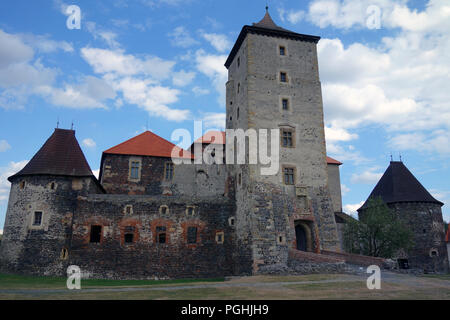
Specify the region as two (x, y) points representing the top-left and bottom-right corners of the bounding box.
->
(280, 72), (287, 83)
(130, 161), (140, 179)
(279, 46), (286, 56)
(282, 130), (293, 147)
(282, 99), (289, 110)
(33, 211), (42, 226)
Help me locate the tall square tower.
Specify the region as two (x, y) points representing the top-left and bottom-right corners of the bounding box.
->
(225, 9), (339, 273)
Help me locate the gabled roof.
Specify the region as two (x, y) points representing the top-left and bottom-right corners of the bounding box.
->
(358, 161), (443, 211)
(8, 128), (95, 181)
(225, 9), (320, 69)
(103, 131), (193, 159)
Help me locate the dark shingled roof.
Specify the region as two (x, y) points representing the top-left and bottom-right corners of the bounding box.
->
(358, 161), (443, 211)
(225, 9), (320, 69)
(8, 128), (95, 181)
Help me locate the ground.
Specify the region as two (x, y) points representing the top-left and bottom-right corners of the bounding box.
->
(0, 272), (449, 300)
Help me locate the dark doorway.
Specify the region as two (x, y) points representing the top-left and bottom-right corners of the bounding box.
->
(295, 225), (307, 251)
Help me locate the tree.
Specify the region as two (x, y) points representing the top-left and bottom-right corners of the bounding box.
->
(343, 198), (414, 258)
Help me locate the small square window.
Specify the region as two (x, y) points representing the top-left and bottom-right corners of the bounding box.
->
(280, 72), (287, 83)
(160, 205), (168, 215)
(283, 167), (295, 185)
(282, 99), (289, 110)
(279, 46), (286, 56)
(156, 226), (167, 244)
(124, 233), (134, 244)
(33, 211), (42, 226)
(282, 130), (294, 148)
(90, 225), (102, 243)
(187, 227), (197, 244)
(215, 231), (224, 244)
(124, 205), (133, 215)
(186, 206), (195, 216)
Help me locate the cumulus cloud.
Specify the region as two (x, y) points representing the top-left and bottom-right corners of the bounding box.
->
(0, 140), (11, 152)
(0, 160), (28, 202)
(351, 168), (383, 185)
(169, 26), (199, 48)
(82, 138), (97, 148)
(341, 184), (350, 195)
(343, 201), (364, 217)
(192, 86), (210, 96)
(201, 32), (232, 52)
(172, 70), (196, 87)
(195, 50), (227, 106)
(200, 113), (226, 130)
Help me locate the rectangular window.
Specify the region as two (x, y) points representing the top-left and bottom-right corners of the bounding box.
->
(279, 46), (286, 56)
(33, 211), (42, 226)
(90, 225), (102, 243)
(282, 130), (294, 148)
(156, 226), (167, 244)
(283, 167), (295, 185)
(124, 233), (134, 244)
(130, 161), (140, 180)
(187, 227), (197, 244)
(165, 162), (174, 181)
(282, 99), (289, 110)
(280, 72), (287, 83)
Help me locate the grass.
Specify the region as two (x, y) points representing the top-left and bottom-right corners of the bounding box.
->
(0, 273), (225, 290)
(421, 274), (450, 281)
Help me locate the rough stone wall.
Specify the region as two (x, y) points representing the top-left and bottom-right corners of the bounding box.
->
(68, 194), (235, 279)
(226, 32), (339, 273)
(327, 164), (342, 213)
(0, 175), (102, 276)
(389, 202), (449, 273)
(100, 154), (226, 198)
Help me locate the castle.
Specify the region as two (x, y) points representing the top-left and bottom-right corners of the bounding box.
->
(0, 10), (447, 279)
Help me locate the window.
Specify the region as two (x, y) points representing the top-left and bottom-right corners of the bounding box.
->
(130, 161), (140, 180)
(238, 173), (242, 185)
(90, 225), (102, 243)
(60, 248), (69, 260)
(159, 205), (169, 215)
(165, 162), (174, 181)
(124, 205), (133, 215)
(279, 46), (286, 56)
(282, 99), (289, 110)
(237, 83), (240, 94)
(156, 226), (166, 244)
(215, 232), (224, 244)
(33, 211), (42, 226)
(282, 130), (294, 148)
(20, 181), (25, 189)
(237, 107), (240, 119)
(280, 72), (287, 83)
(186, 206), (195, 216)
(50, 182), (55, 190)
(124, 233), (134, 244)
(237, 57), (240, 68)
(187, 227), (197, 244)
(229, 217), (235, 227)
(283, 167), (295, 185)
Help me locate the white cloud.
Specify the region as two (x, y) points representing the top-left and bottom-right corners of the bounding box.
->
(195, 50), (227, 106)
(201, 32), (232, 52)
(351, 168), (383, 185)
(389, 130), (450, 155)
(81, 47), (175, 80)
(20, 33), (73, 53)
(343, 201), (364, 217)
(325, 126), (358, 142)
(169, 26), (199, 48)
(82, 138), (97, 148)
(0, 160), (28, 202)
(92, 169), (100, 179)
(341, 184), (350, 196)
(172, 70), (195, 87)
(200, 113), (226, 130)
(85, 22), (121, 49)
(192, 86), (210, 96)
(0, 29), (34, 68)
(0, 140), (11, 152)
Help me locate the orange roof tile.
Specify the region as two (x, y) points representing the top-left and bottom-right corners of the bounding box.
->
(326, 156), (343, 165)
(194, 131), (226, 145)
(104, 131), (193, 159)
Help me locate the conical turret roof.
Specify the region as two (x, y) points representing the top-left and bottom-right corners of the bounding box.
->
(358, 161), (443, 211)
(8, 128), (95, 181)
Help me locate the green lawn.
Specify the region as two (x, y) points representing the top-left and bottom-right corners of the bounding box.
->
(0, 273), (225, 290)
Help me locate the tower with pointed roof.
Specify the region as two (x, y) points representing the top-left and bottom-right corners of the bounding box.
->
(225, 8), (339, 273)
(0, 128), (104, 274)
(358, 161), (449, 273)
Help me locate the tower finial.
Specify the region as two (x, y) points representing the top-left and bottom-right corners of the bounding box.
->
(266, 1), (269, 12)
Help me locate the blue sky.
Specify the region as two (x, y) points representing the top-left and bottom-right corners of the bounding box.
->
(0, 0), (449, 232)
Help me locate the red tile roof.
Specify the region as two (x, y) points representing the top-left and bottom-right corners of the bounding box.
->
(194, 131), (342, 165)
(326, 156), (343, 165)
(8, 129), (95, 181)
(104, 131), (193, 159)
